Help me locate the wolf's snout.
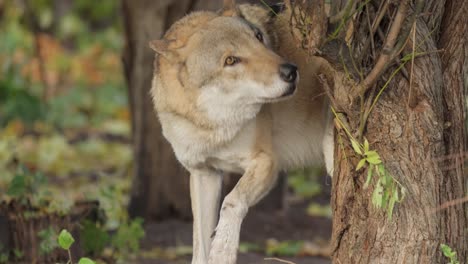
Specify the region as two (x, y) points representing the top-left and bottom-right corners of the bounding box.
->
(279, 63), (298, 83)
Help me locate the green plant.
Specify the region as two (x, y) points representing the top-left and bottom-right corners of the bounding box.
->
(12, 248), (23, 259)
(7, 165), (47, 201)
(333, 108), (405, 220)
(80, 220), (109, 256)
(0, 253), (7, 264)
(0, 243), (9, 263)
(350, 137), (405, 219)
(38, 227), (59, 255)
(440, 244), (459, 264)
(288, 168), (322, 198)
(265, 240), (303, 257)
(58, 229), (96, 264)
(111, 217), (145, 258)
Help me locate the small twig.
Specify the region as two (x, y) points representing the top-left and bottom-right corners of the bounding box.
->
(431, 196), (468, 213)
(371, 0), (389, 35)
(264, 257), (297, 264)
(67, 249), (73, 264)
(329, 0), (355, 24)
(406, 20), (416, 109)
(365, 4), (376, 59)
(318, 74), (339, 110)
(259, 0), (278, 15)
(283, 0), (292, 12)
(358, 0), (409, 94)
(33, 33), (50, 102)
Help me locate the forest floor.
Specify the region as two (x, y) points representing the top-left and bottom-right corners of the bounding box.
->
(138, 188), (332, 264)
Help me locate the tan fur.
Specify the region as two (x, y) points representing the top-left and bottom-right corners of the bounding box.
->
(150, 3), (333, 264)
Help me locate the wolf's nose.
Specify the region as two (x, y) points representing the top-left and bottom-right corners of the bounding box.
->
(279, 63), (298, 83)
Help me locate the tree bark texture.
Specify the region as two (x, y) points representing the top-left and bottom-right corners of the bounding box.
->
(437, 0), (467, 262)
(329, 1), (467, 263)
(123, 0), (206, 219)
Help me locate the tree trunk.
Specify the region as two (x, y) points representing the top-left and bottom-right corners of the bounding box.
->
(329, 1), (467, 263)
(123, 0), (204, 219)
(437, 0), (468, 262)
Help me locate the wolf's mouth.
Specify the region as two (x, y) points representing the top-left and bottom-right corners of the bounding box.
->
(258, 84), (296, 103)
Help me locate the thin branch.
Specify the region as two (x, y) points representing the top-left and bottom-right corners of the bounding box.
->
(329, 0), (355, 24)
(371, 0), (390, 35)
(264, 257), (297, 264)
(392, 0), (425, 58)
(358, 0), (409, 94)
(406, 21), (416, 109)
(318, 74), (339, 110)
(357, 0), (389, 63)
(365, 4), (375, 59)
(431, 196), (468, 213)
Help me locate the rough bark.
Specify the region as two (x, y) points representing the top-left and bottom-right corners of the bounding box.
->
(437, 0), (467, 262)
(327, 1), (467, 263)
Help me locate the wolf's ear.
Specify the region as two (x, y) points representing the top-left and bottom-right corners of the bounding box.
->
(149, 39), (170, 54)
(220, 0), (239, 17)
(149, 39), (181, 61)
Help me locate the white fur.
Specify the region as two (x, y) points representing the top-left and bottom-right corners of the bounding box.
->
(196, 77), (291, 126)
(323, 121), (335, 176)
(190, 169), (223, 264)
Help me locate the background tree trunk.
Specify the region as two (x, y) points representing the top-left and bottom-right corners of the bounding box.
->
(122, 0), (210, 220)
(122, 0), (284, 220)
(329, 1), (467, 263)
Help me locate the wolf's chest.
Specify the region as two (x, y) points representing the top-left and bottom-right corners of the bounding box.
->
(205, 121), (257, 174)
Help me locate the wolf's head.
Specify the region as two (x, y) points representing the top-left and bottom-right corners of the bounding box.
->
(150, 0), (298, 127)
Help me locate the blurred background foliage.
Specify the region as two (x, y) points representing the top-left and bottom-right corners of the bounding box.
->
(0, 0), (330, 262)
(0, 0), (139, 262)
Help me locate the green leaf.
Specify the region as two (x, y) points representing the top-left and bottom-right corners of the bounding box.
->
(13, 248), (23, 258)
(78, 257), (96, 264)
(38, 227), (59, 255)
(111, 218), (145, 256)
(371, 179), (384, 208)
(7, 174), (26, 197)
(350, 139), (362, 155)
(363, 164), (374, 189)
(399, 187), (407, 202)
(363, 138), (369, 152)
(306, 203), (332, 218)
(0, 253), (8, 264)
(239, 242), (262, 253)
(80, 220), (109, 255)
(440, 244), (459, 264)
(356, 159), (366, 171)
(365, 151), (381, 164)
(265, 240), (303, 257)
(58, 229), (75, 250)
(387, 186), (398, 220)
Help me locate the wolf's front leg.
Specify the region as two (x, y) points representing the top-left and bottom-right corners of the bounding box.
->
(208, 152), (278, 264)
(190, 169), (223, 264)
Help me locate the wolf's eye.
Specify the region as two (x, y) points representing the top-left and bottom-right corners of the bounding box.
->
(255, 31), (264, 42)
(225, 56), (240, 66)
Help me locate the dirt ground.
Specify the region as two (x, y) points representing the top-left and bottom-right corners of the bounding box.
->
(138, 183), (332, 264)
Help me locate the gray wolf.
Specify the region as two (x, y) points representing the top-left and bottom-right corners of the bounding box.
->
(149, 1), (333, 263)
